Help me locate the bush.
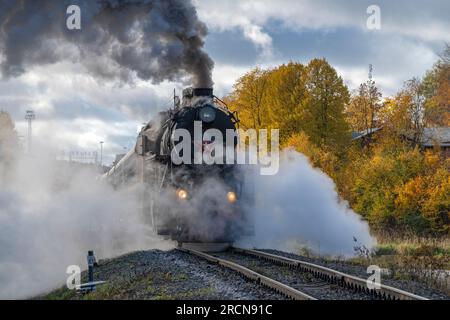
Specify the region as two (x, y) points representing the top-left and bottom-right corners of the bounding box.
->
(351, 147), (449, 235)
(374, 244), (398, 256)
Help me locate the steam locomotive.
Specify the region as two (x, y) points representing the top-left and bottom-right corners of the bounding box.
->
(104, 88), (254, 243)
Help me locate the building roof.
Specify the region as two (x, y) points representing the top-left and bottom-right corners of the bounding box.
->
(421, 127), (450, 147)
(351, 127), (383, 140)
(351, 126), (450, 148)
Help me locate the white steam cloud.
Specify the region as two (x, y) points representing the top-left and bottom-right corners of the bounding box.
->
(0, 148), (172, 299)
(242, 150), (376, 256)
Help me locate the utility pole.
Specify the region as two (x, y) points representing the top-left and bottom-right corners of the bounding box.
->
(99, 141), (104, 167)
(25, 110), (36, 154)
(369, 64), (373, 81)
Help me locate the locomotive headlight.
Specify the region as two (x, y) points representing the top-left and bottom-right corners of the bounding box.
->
(176, 188), (188, 200)
(227, 191), (237, 203)
(199, 106), (216, 123)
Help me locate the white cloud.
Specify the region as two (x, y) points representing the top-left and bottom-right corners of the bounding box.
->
(0, 62), (181, 164)
(336, 66), (397, 97)
(196, 0), (450, 52)
(212, 64), (253, 96)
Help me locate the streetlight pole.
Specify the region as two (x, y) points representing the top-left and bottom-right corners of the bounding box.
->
(25, 110), (36, 154)
(100, 141), (104, 167)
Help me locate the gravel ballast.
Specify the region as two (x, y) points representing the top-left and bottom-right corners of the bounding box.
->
(43, 248), (449, 300)
(213, 251), (372, 300)
(45, 249), (285, 300)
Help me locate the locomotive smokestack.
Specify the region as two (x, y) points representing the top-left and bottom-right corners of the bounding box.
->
(182, 87), (213, 107)
(193, 88), (213, 97)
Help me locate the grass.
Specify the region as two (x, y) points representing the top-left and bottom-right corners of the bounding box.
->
(41, 269), (215, 300)
(44, 286), (78, 300)
(351, 235), (450, 294)
(289, 234), (450, 295)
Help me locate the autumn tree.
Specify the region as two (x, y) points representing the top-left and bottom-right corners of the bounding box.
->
(422, 44), (450, 127)
(264, 62), (307, 144)
(302, 58), (350, 150)
(381, 78), (427, 147)
(0, 110), (19, 156)
(226, 67), (270, 130)
(226, 60), (351, 150)
(0, 110), (20, 182)
(347, 79), (383, 134)
(405, 78), (426, 145)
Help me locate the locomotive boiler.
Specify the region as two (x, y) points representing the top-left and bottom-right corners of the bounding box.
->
(104, 88), (254, 243)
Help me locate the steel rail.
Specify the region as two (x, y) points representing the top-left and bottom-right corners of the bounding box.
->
(177, 247), (317, 300)
(233, 247), (429, 300)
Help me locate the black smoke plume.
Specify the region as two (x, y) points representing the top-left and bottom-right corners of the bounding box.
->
(0, 0), (214, 87)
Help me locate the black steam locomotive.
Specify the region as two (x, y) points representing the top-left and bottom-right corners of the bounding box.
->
(104, 88), (253, 243)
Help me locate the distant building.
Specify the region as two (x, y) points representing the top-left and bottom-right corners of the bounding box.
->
(351, 127), (383, 147)
(351, 126), (450, 157)
(56, 150), (99, 164)
(351, 127), (383, 140)
(420, 127), (450, 157)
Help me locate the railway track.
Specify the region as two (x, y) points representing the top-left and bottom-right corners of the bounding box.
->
(177, 246), (429, 300)
(177, 246), (315, 300)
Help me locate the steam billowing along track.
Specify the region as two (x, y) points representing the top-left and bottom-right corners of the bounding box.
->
(177, 247), (428, 300)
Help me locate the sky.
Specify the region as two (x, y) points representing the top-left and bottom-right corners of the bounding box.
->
(0, 0), (448, 165)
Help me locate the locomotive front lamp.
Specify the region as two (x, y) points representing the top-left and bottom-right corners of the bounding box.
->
(176, 188), (188, 200)
(227, 191), (237, 203)
(199, 105), (216, 123)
